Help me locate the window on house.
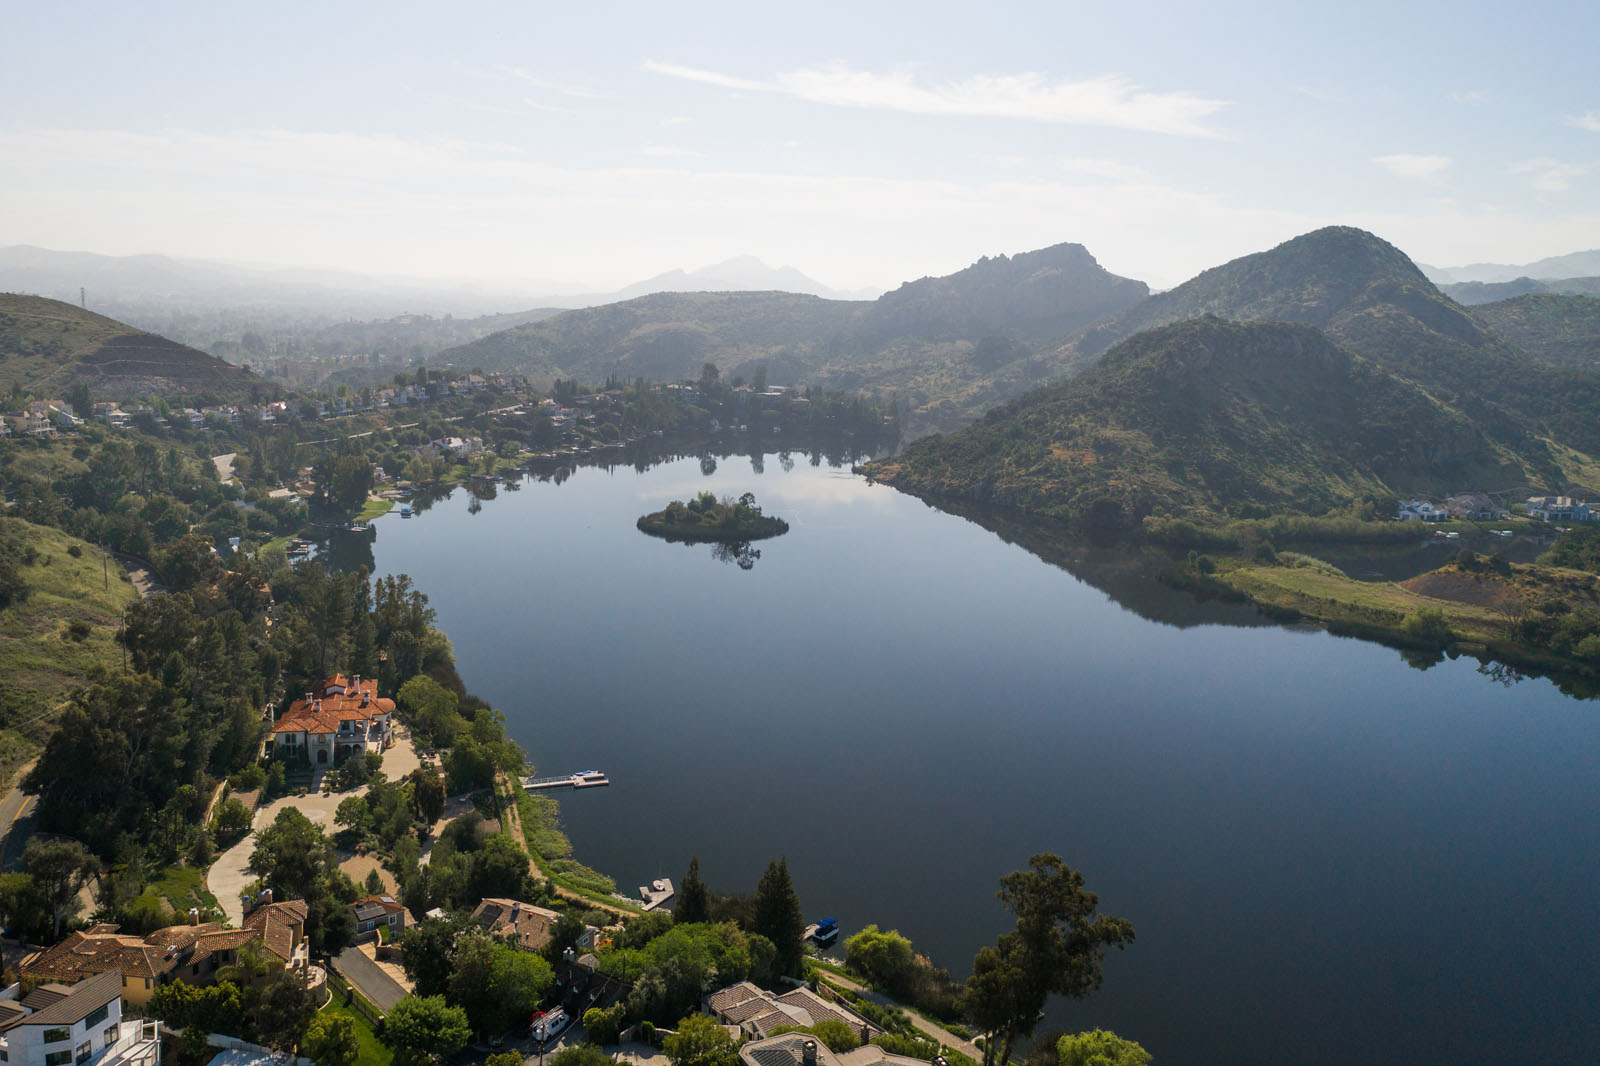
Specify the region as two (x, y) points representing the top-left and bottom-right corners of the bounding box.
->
(103, 1024), (118, 1048)
(43, 1028), (71, 1044)
(75, 1042), (91, 1065)
(84, 1004), (109, 1028)
(44, 1052), (72, 1066)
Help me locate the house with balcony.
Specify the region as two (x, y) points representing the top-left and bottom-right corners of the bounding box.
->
(0, 970), (160, 1066)
(271, 674), (394, 767)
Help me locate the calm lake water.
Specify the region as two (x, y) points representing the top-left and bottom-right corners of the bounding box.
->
(357, 451), (1598, 1066)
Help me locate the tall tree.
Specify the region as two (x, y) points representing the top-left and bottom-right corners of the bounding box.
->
(752, 858), (805, 978)
(963, 855), (1134, 1066)
(676, 855), (711, 925)
(385, 995), (470, 1065)
(23, 838), (98, 940)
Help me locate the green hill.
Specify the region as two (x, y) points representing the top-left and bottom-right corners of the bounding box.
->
(1440, 276), (1600, 305)
(0, 518), (140, 784)
(1049, 226), (1600, 463)
(0, 293), (269, 401)
(1471, 293), (1600, 369)
(440, 243), (1147, 432)
(865, 317), (1526, 530)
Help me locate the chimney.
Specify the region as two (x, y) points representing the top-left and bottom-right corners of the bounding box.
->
(188, 908), (200, 926)
(802, 1040), (818, 1066)
(260, 888), (273, 905)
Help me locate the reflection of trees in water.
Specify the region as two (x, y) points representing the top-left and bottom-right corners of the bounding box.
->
(467, 496), (482, 515)
(700, 455), (718, 476)
(749, 452), (764, 475)
(779, 452), (794, 473)
(710, 541), (761, 570)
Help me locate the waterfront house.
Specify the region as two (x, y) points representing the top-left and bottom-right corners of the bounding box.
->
(271, 674), (394, 766)
(0, 969), (161, 1066)
(1525, 495), (1595, 522)
(706, 981), (881, 1042)
(18, 900), (308, 1008)
(1397, 499), (1448, 522)
(1445, 493), (1503, 521)
(470, 898), (596, 954)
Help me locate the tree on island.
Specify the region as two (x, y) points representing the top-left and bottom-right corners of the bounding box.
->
(964, 854), (1134, 1066)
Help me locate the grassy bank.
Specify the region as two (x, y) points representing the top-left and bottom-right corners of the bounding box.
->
(1195, 551), (1600, 685)
(501, 777), (637, 913)
(0, 520), (140, 786)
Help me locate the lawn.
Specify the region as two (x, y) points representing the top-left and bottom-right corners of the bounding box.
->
(148, 865), (224, 919)
(318, 1001), (393, 1066)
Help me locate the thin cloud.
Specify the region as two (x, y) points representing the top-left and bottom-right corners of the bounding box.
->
(1058, 157), (1149, 182)
(1373, 154), (1452, 183)
(660, 115), (691, 127)
(1566, 111), (1600, 133)
(1449, 90), (1490, 104)
(1512, 158), (1590, 192)
(523, 98), (571, 114)
(643, 61), (768, 93)
(645, 60), (1229, 137)
(494, 64), (604, 99)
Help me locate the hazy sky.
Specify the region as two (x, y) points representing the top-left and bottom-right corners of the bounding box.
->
(4, 0), (1597, 292)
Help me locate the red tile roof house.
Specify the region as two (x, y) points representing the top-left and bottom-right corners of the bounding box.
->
(17, 900), (310, 1008)
(271, 674), (394, 768)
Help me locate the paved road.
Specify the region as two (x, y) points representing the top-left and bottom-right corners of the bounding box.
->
(334, 945), (408, 1012)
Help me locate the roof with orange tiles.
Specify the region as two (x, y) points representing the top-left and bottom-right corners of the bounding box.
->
(242, 899), (308, 964)
(272, 674), (395, 735)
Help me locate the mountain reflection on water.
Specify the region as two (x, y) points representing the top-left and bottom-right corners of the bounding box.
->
(354, 445), (1598, 1066)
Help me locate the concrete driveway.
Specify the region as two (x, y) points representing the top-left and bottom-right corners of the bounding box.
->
(207, 730), (424, 924)
(334, 945), (408, 1012)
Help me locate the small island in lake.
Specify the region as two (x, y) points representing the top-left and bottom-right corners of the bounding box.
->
(638, 491), (790, 542)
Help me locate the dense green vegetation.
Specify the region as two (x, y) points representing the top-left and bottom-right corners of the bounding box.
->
(0, 518), (139, 780)
(638, 490), (789, 542)
(869, 317), (1516, 531)
(1471, 292), (1600, 369)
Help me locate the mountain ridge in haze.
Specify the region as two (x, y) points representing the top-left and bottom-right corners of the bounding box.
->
(442, 240), (1149, 431)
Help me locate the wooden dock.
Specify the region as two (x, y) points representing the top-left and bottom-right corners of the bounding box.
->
(521, 770), (610, 792)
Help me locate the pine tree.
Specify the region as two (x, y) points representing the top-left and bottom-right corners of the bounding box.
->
(677, 855), (711, 925)
(753, 857), (805, 978)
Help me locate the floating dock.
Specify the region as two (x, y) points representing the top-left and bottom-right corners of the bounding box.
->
(639, 878), (674, 911)
(522, 770), (610, 792)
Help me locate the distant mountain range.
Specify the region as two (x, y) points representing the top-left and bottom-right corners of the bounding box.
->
(1437, 275), (1600, 305)
(0, 294), (268, 401)
(587, 256), (882, 304)
(0, 245), (881, 321)
(441, 241), (1149, 431)
(1421, 249), (1600, 285)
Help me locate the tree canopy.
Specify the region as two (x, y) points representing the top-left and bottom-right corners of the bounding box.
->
(964, 854), (1134, 1066)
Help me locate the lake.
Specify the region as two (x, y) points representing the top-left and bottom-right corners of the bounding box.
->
(357, 449), (1599, 1066)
